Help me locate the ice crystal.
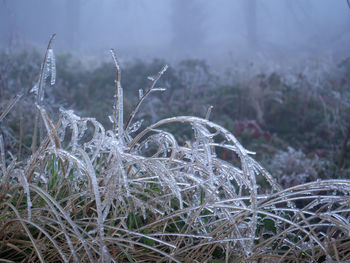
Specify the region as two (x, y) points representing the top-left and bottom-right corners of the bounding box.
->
(138, 88), (143, 99)
(47, 48), (56, 85)
(30, 82), (38, 95)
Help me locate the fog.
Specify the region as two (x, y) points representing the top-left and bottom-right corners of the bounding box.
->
(1, 0), (349, 64)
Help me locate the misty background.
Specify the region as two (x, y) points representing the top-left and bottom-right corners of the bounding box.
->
(1, 0), (349, 65)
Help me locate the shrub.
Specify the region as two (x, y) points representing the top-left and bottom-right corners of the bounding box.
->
(270, 147), (328, 188)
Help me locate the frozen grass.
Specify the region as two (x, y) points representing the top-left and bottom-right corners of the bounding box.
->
(0, 38), (350, 262)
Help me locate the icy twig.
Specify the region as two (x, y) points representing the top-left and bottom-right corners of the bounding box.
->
(124, 64), (168, 131)
(110, 49), (123, 143)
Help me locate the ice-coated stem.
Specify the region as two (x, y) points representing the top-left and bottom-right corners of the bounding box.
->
(0, 94), (23, 123)
(110, 49), (123, 144)
(31, 34), (56, 154)
(0, 134), (6, 177)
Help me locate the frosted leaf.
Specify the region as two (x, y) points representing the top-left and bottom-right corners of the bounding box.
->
(39, 90), (45, 101)
(116, 84), (124, 140)
(152, 88), (166, 92)
(38, 106), (56, 147)
(14, 170), (31, 220)
(273, 97), (283, 104)
(42, 62), (49, 82)
(108, 115), (114, 123)
(42, 48), (56, 87)
(79, 149), (109, 258)
(109, 50), (124, 141)
(160, 64), (168, 75)
(61, 110), (83, 153)
(47, 49), (56, 85)
(39, 173), (48, 183)
(0, 135), (5, 176)
(138, 88), (144, 99)
(147, 76), (155, 81)
(110, 49), (120, 72)
(128, 119), (144, 133)
(0, 94), (22, 123)
(77, 120), (88, 141)
(30, 82), (39, 95)
(205, 105), (213, 120)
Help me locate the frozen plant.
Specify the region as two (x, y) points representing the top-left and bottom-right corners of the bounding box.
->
(0, 36), (350, 263)
(271, 146), (327, 188)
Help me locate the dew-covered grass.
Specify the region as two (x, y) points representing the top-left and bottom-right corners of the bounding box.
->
(0, 36), (350, 262)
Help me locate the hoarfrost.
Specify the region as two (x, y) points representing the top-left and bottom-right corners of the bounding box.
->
(0, 135), (6, 178)
(127, 119), (144, 133)
(15, 170), (31, 220)
(108, 115), (114, 123)
(205, 105), (213, 120)
(152, 87), (166, 92)
(138, 88), (143, 99)
(109, 49), (120, 72)
(47, 49), (56, 85)
(30, 82), (38, 95)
